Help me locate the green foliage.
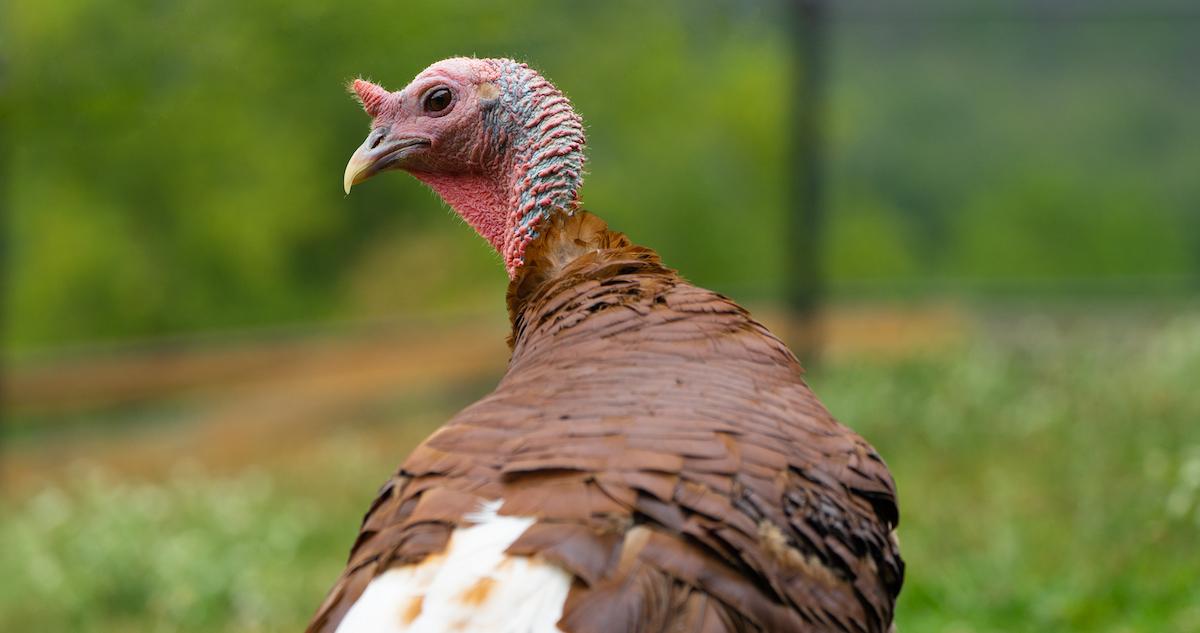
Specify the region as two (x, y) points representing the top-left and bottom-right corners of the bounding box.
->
(3, 317), (1199, 631)
(812, 315), (1200, 632)
(0, 465), (357, 632)
(828, 20), (1200, 290)
(6, 2), (1199, 350)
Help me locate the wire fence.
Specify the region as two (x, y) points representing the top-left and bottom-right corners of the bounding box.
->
(785, 0), (1200, 337)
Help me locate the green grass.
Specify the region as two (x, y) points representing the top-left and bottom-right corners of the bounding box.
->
(3, 314), (1200, 632)
(814, 314), (1200, 632)
(0, 464), (366, 632)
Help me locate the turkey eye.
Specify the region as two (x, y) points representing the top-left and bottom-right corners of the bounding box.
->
(423, 88), (454, 114)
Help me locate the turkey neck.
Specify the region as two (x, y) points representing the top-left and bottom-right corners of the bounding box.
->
(505, 211), (671, 347)
(407, 170), (511, 251)
(417, 60), (587, 277)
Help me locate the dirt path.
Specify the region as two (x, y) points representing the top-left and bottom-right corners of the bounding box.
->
(2, 305), (966, 494)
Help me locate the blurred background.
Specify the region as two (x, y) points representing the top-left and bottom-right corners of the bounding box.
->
(3, 0), (1199, 631)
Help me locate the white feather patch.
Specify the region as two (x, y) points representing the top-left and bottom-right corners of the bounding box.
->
(335, 500), (572, 633)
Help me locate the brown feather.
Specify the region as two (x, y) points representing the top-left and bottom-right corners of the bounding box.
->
(307, 211), (903, 633)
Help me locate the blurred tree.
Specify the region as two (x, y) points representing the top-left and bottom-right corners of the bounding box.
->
(4, 0), (1198, 351)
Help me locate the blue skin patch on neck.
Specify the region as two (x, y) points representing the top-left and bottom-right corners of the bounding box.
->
(482, 60), (586, 260)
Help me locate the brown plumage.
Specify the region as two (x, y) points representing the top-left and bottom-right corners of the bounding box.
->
(308, 212), (903, 633)
(319, 57), (901, 632)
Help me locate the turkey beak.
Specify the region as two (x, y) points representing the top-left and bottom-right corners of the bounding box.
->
(343, 128), (429, 194)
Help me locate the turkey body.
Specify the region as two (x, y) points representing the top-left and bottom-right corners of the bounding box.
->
(309, 214), (903, 633)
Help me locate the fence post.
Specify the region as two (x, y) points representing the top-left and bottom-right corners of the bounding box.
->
(787, 0), (829, 365)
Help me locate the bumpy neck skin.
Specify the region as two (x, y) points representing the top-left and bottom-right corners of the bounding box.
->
(411, 60), (586, 277)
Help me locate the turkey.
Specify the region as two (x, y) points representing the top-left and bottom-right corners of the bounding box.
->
(310, 57), (903, 633)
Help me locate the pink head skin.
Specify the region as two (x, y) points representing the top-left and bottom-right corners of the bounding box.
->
(343, 58), (586, 276)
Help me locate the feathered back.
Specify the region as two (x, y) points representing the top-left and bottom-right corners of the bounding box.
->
(309, 212), (902, 633)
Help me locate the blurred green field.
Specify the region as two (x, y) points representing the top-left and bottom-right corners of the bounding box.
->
(3, 311), (1199, 632)
(5, 1), (1200, 631)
